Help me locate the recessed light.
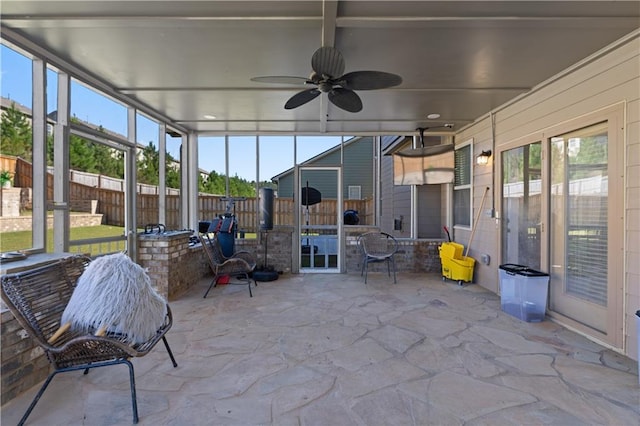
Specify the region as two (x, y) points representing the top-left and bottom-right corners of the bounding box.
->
(203, 114), (217, 120)
(427, 113), (440, 119)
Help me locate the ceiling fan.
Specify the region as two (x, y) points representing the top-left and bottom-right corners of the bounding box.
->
(251, 46), (402, 113)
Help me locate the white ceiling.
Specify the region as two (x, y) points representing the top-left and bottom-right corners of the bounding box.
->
(2, 1), (638, 136)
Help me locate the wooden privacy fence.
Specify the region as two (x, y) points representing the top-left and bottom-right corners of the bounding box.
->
(0, 156), (18, 180)
(46, 167), (181, 195)
(9, 157), (374, 230)
(148, 195), (373, 231)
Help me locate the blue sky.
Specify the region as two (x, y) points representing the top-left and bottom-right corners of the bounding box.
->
(1, 45), (342, 181)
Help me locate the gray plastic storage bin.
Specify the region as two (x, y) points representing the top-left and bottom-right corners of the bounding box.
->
(499, 264), (550, 322)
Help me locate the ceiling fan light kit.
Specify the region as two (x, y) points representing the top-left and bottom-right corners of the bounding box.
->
(252, 46), (402, 113)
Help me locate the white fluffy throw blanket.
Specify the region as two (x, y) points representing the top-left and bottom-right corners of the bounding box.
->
(61, 253), (167, 344)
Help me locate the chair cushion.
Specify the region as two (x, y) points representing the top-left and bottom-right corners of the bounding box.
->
(61, 253), (167, 344)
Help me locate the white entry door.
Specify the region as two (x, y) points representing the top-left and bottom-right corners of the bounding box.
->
(297, 166), (342, 273)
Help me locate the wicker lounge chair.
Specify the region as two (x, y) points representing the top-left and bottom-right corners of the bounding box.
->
(0, 255), (177, 425)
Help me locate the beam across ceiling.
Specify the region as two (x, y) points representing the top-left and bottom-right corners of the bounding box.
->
(319, 1), (338, 133)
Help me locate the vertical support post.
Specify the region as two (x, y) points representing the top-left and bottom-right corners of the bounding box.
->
(224, 135), (230, 196)
(53, 72), (71, 252)
(185, 132), (198, 231)
(126, 107), (138, 260)
(374, 135), (381, 228)
(255, 135), (260, 232)
(293, 163), (300, 274)
(31, 58), (47, 250)
(336, 165), (343, 273)
(158, 123), (167, 226)
(410, 185), (417, 239)
(179, 133), (188, 229)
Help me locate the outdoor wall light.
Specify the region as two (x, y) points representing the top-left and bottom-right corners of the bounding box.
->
(476, 150), (492, 165)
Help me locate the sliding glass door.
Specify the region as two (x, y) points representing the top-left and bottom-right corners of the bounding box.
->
(500, 108), (623, 347)
(549, 122), (609, 333)
(502, 142), (542, 270)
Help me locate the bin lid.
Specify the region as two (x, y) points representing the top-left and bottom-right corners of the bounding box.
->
(499, 263), (549, 277)
(499, 264), (527, 274)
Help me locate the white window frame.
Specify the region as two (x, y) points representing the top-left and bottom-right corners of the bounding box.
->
(348, 185), (362, 200)
(453, 138), (473, 229)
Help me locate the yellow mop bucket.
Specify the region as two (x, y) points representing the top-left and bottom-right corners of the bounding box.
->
(439, 241), (475, 284)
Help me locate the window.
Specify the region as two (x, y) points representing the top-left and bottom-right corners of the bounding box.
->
(453, 141), (472, 227)
(348, 185), (361, 200)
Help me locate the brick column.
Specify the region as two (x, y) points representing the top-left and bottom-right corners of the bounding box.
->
(137, 231), (205, 301)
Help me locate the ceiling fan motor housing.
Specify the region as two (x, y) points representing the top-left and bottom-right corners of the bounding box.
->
(318, 81), (333, 93)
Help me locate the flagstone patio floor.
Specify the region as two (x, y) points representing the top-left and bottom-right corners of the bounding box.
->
(2, 272), (638, 425)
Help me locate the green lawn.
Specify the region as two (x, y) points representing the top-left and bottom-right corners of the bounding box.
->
(1, 225), (127, 254)
(1, 225), (261, 256)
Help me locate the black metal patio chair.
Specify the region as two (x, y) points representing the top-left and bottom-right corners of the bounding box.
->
(199, 234), (257, 297)
(358, 231), (398, 284)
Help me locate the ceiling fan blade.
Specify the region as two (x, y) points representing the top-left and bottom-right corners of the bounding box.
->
(251, 76), (310, 85)
(339, 71), (403, 90)
(284, 88), (321, 109)
(311, 46), (345, 79)
(328, 88), (362, 113)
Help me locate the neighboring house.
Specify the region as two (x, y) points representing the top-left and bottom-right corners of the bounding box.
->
(272, 136), (376, 200)
(1, 97), (56, 131)
(272, 133), (452, 241)
(1, 97), (33, 118)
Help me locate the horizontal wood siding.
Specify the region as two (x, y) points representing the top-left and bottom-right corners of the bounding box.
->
(341, 136), (374, 199)
(457, 33), (639, 358)
(274, 137), (374, 199)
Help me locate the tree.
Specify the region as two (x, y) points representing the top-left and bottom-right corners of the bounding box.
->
(0, 102), (32, 161)
(202, 170), (225, 194)
(165, 151), (180, 189)
(570, 135), (607, 179)
(91, 125), (124, 178)
(45, 119), (124, 178)
(198, 169), (257, 196)
(93, 142), (124, 178)
(137, 142), (160, 185)
(136, 142), (186, 188)
(229, 174), (255, 197)
(69, 133), (98, 172)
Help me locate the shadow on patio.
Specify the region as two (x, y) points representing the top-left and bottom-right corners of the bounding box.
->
(2, 272), (638, 425)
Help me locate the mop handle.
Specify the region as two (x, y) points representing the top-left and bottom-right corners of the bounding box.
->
(465, 187), (490, 257)
(443, 226), (451, 242)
